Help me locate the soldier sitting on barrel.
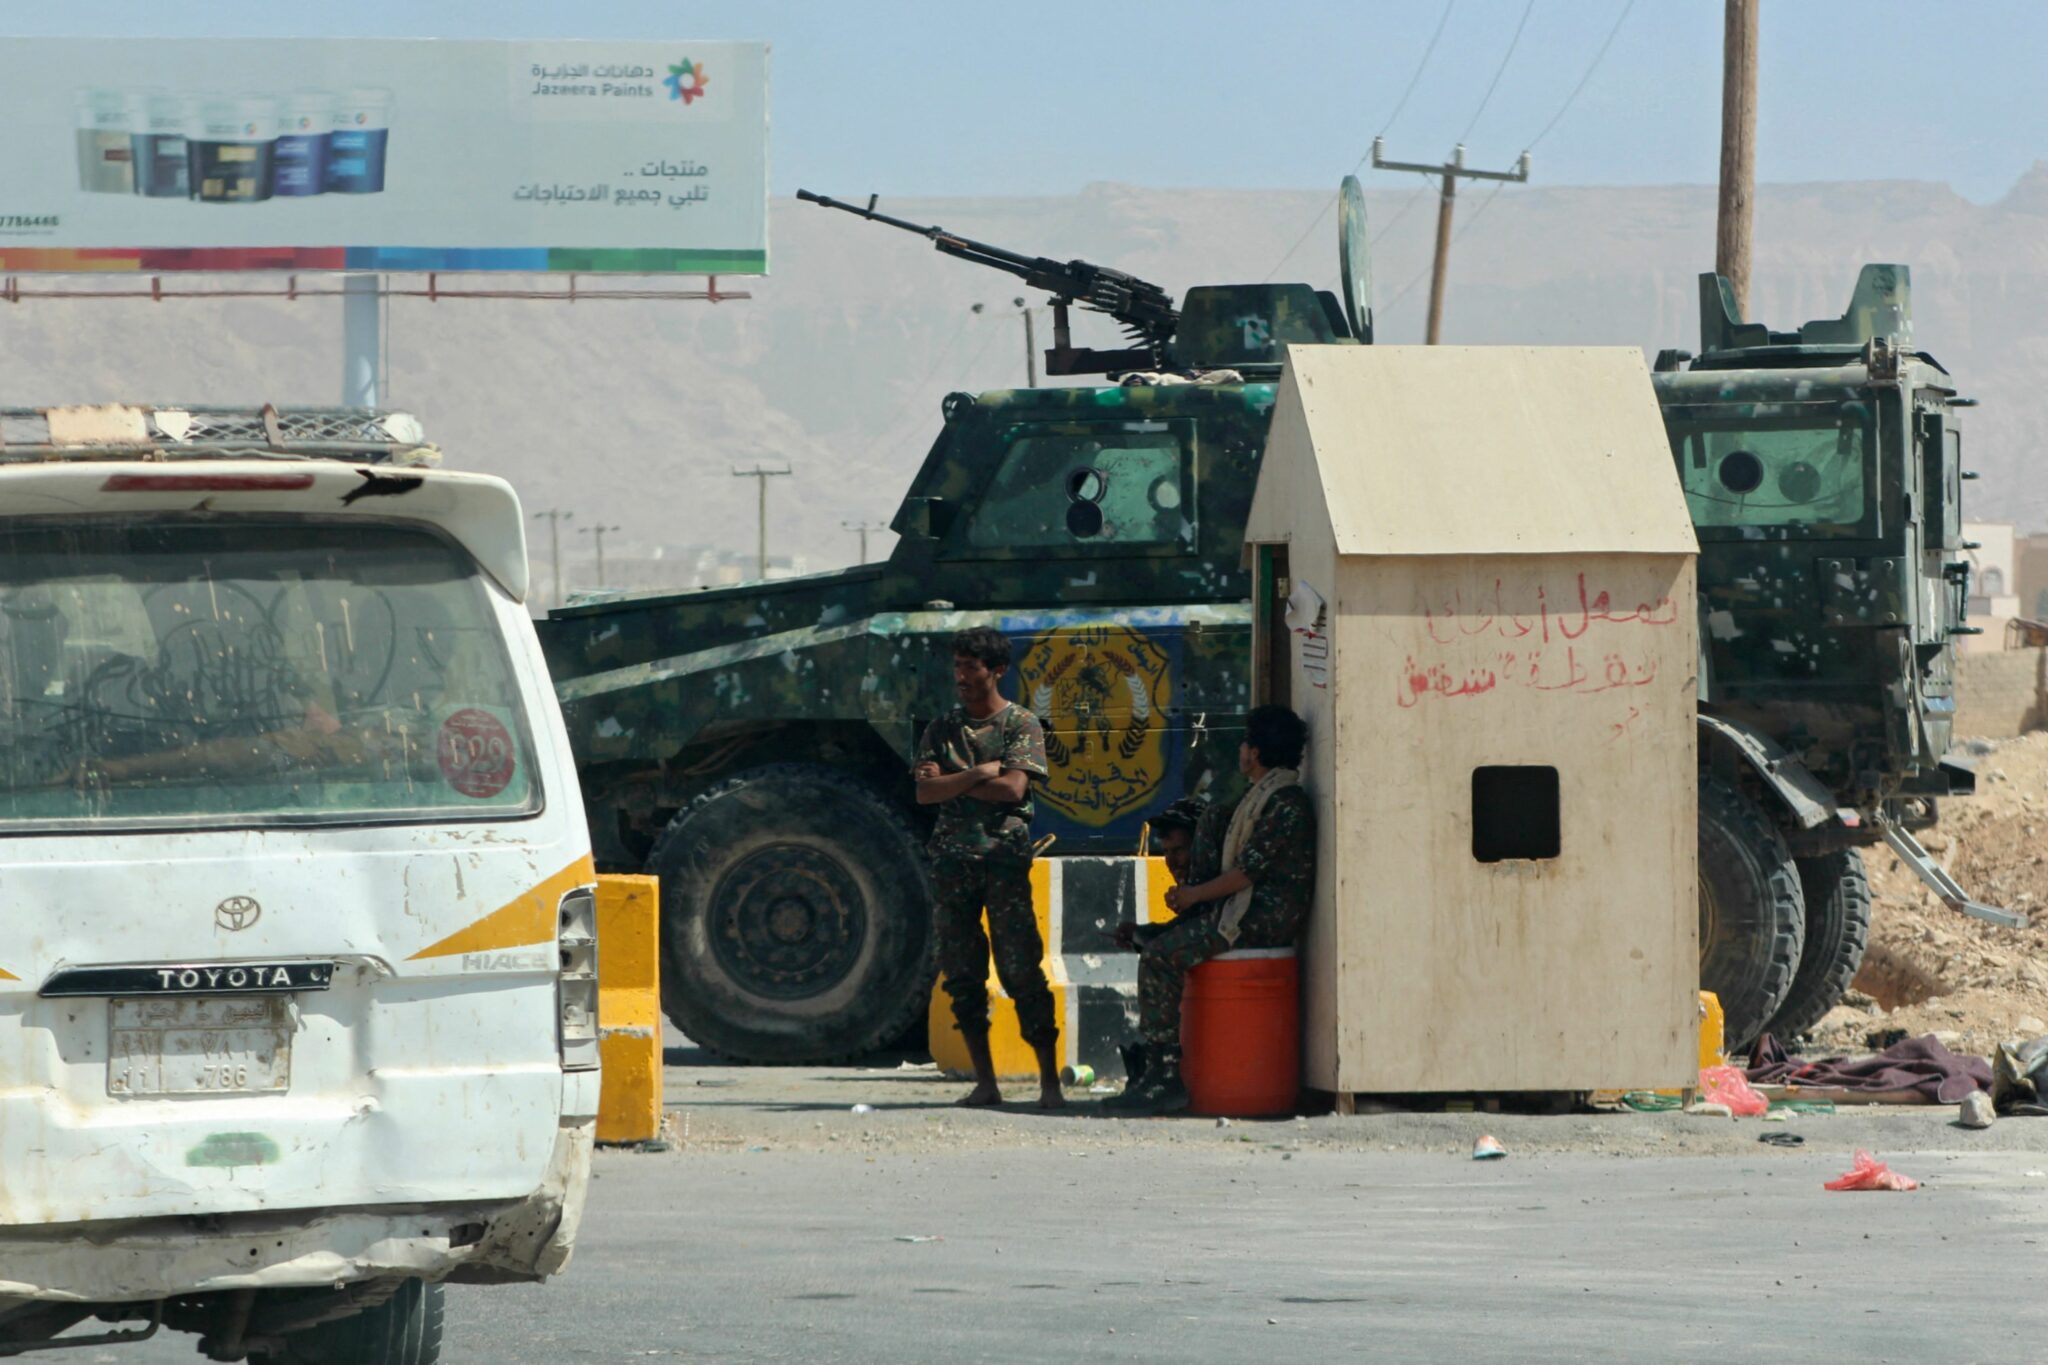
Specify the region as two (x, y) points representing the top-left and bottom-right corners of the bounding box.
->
(1105, 705), (1315, 1116)
(914, 627), (1063, 1109)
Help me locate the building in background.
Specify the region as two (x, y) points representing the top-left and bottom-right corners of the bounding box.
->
(1961, 520), (2021, 653)
(2018, 531), (2048, 622)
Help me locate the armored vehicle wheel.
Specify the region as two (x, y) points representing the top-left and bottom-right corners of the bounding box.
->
(1764, 850), (1874, 1042)
(250, 1279), (444, 1365)
(648, 764), (934, 1063)
(1698, 777), (1805, 1053)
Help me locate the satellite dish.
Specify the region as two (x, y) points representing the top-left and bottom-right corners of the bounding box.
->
(1338, 174), (1374, 344)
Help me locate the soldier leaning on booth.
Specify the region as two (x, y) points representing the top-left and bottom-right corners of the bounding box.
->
(913, 627), (1063, 1109)
(1106, 704), (1316, 1117)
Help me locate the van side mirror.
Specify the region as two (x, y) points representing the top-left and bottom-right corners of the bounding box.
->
(901, 496), (957, 542)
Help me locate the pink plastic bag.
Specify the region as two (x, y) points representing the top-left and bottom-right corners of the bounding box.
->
(1824, 1150), (1920, 1192)
(1699, 1065), (1768, 1116)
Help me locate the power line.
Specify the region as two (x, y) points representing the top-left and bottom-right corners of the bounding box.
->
(1528, 0), (1638, 149)
(1457, 0), (1537, 144)
(1381, 0), (1642, 326)
(1261, 0), (1458, 282)
(1454, 179), (1514, 244)
(847, 308), (980, 465)
(1372, 178), (1438, 246)
(1378, 0), (1460, 140)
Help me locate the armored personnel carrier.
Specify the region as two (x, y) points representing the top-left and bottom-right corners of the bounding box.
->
(1654, 265), (2010, 1044)
(538, 190), (2000, 1061)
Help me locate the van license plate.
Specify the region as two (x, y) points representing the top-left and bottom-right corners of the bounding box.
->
(108, 997), (293, 1096)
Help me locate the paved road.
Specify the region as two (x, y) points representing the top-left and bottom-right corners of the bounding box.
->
(476, 1146), (2046, 1363)
(112, 1142), (2048, 1363)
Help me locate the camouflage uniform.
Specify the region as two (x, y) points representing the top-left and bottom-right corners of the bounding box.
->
(920, 702), (1057, 1048)
(1137, 784), (1315, 1044)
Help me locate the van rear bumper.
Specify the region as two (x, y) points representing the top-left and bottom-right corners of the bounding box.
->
(0, 1116), (593, 1305)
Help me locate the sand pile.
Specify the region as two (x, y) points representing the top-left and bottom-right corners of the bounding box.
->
(1804, 730), (2048, 1058)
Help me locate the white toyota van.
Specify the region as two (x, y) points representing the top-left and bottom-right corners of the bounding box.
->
(0, 407), (597, 1363)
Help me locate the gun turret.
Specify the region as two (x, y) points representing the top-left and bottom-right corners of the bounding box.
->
(796, 189), (1179, 376)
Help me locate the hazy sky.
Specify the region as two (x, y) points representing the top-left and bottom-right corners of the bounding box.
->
(5, 0), (2043, 203)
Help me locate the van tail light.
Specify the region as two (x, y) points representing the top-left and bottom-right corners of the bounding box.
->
(556, 888), (599, 1072)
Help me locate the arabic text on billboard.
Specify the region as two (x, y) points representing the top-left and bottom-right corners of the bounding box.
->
(0, 38), (769, 274)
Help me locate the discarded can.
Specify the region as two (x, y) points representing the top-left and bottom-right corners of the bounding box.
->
(1061, 1064), (1095, 1087)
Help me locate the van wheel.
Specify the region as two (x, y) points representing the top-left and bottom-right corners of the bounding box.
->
(648, 764), (934, 1063)
(1764, 850), (1873, 1042)
(1697, 777), (1805, 1054)
(251, 1279), (443, 1365)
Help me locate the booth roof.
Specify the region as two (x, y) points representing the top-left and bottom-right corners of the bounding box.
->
(1246, 345), (1699, 558)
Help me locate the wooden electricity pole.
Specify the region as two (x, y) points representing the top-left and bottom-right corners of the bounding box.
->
(1373, 139), (1531, 343)
(532, 508), (572, 606)
(733, 464), (791, 580)
(842, 520), (887, 565)
(1717, 0), (1759, 316)
(578, 522), (621, 585)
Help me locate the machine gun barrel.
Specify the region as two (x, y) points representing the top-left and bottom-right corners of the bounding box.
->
(796, 189), (1179, 369)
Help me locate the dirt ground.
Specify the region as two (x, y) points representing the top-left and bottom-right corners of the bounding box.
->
(1807, 730), (2048, 1058)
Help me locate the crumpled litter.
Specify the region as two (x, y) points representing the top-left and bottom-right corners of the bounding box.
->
(1824, 1150), (1919, 1191)
(1699, 1065), (1769, 1116)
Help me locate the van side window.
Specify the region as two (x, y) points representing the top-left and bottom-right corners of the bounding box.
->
(965, 428), (1191, 548)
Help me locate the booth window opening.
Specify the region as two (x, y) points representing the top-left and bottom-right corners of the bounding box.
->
(1472, 765), (1561, 863)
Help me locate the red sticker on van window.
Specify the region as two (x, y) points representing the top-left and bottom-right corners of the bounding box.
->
(438, 708), (515, 798)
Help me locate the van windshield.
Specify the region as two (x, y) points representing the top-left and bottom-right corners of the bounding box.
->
(0, 518), (539, 831)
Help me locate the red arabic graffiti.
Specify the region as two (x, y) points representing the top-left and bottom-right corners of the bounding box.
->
(1398, 645), (1661, 708)
(1422, 574), (1679, 648)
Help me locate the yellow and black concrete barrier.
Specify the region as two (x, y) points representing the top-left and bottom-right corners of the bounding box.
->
(596, 874), (662, 1144)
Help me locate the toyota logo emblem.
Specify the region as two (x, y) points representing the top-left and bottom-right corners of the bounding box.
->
(215, 896), (263, 932)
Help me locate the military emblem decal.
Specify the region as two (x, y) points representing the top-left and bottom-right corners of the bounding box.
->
(1018, 623), (1172, 826)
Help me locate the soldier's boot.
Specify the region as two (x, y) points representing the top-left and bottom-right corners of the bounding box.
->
(1098, 1043), (1157, 1111)
(1109, 1045), (1189, 1117)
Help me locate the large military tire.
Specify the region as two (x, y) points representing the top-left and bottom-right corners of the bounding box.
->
(647, 764), (934, 1063)
(1764, 850), (1874, 1042)
(1697, 777), (1805, 1053)
(250, 1280), (443, 1365)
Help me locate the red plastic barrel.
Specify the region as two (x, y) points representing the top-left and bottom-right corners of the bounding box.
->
(1180, 947), (1300, 1117)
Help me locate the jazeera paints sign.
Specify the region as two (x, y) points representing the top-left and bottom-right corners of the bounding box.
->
(0, 38), (768, 274)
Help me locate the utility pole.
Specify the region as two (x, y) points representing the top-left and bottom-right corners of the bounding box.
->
(732, 464), (791, 580)
(1373, 139), (1531, 344)
(842, 520), (888, 565)
(973, 299), (1038, 387)
(532, 508), (573, 607)
(1717, 0), (1760, 316)
(578, 523), (621, 585)
(1016, 297), (1037, 388)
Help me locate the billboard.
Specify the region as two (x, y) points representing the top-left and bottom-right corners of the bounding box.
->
(0, 38), (768, 275)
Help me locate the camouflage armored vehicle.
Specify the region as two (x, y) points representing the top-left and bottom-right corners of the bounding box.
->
(1653, 264), (2007, 1046)
(539, 191), (1995, 1060)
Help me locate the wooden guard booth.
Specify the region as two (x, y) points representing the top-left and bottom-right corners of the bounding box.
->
(1245, 345), (1701, 1096)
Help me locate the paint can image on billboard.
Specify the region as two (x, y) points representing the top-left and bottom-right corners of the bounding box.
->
(127, 92), (190, 198)
(69, 85), (393, 203)
(75, 89), (133, 193)
(187, 96), (278, 203)
(327, 88), (392, 193)
(272, 91), (335, 197)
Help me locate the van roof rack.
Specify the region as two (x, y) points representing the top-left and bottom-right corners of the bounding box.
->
(0, 405), (438, 466)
